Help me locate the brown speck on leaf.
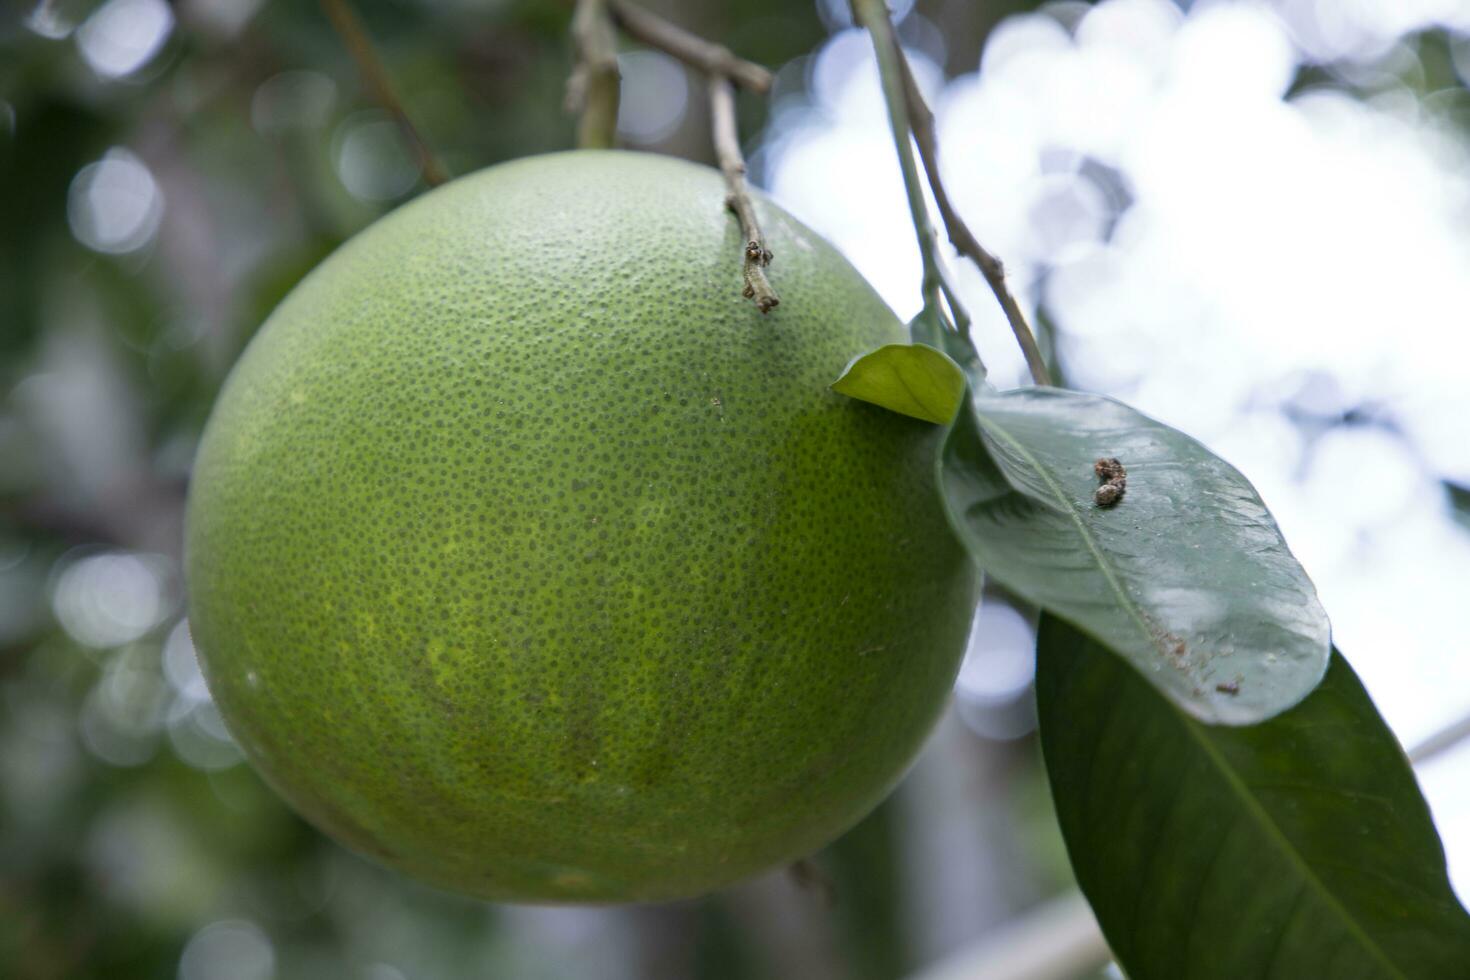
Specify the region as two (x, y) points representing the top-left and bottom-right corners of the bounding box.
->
(1092, 456), (1128, 508)
(1095, 482), (1125, 507)
(1160, 632), (1187, 660)
(1216, 681), (1240, 696)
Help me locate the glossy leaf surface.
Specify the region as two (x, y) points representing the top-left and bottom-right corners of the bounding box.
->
(831, 343), (965, 424)
(1037, 614), (1470, 980)
(940, 387), (1329, 723)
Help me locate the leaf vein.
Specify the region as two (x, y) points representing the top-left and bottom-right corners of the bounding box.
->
(974, 410), (1168, 667)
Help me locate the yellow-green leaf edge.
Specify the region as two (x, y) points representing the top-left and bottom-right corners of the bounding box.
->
(830, 343), (965, 425)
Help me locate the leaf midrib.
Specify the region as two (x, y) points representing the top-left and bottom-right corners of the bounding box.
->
(1173, 693), (1408, 979)
(973, 410), (1166, 667)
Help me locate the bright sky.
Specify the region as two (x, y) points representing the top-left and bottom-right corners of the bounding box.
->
(761, 0), (1470, 898)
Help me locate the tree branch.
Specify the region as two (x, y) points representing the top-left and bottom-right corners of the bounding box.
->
(566, 0), (622, 149)
(850, 0), (978, 366)
(1409, 707), (1470, 765)
(590, 2), (777, 312)
(710, 75), (778, 313)
(320, 0), (448, 187)
(908, 891), (1110, 980)
(607, 0), (773, 94)
(897, 55), (1052, 386)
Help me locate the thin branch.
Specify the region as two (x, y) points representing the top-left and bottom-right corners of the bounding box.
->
(566, 0), (622, 149)
(850, 0), (979, 366)
(591, 2), (777, 312)
(908, 891), (1109, 980)
(1409, 708), (1470, 765)
(319, 0), (448, 187)
(710, 75), (778, 313)
(897, 55), (1052, 386)
(607, 0), (773, 94)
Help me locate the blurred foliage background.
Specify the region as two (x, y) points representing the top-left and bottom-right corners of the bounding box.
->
(4, 0), (1470, 978)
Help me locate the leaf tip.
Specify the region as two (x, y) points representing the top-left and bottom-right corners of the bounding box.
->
(830, 343), (966, 425)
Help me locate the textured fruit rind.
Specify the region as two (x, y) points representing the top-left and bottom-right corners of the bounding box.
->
(186, 150), (978, 902)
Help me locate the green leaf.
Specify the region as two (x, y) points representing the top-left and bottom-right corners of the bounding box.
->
(906, 307), (946, 350)
(830, 343), (965, 424)
(906, 308), (985, 387)
(939, 387), (1329, 724)
(1037, 614), (1470, 979)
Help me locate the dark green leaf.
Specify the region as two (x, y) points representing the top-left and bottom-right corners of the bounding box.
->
(1038, 613), (1470, 979)
(940, 387), (1329, 723)
(1446, 480), (1470, 532)
(830, 343), (965, 424)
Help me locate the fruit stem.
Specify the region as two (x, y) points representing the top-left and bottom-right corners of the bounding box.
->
(607, 0), (773, 93)
(710, 75), (779, 313)
(599, 2), (778, 312)
(320, 0), (449, 187)
(895, 48), (1053, 386)
(566, 0), (622, 149)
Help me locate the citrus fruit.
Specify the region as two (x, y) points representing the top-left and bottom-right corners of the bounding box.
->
(185, 150), (978, 903)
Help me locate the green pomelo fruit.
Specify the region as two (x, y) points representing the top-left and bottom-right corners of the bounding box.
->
(186, 150), (978, 903)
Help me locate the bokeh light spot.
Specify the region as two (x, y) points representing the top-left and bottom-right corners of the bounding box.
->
(80, 643), (168, 767)
(615, 51), (689, 145)
(25, 0), (75, 39)
(75, 0), (173, 80)
(178, 920), (276, 980)
(954, 601), (1037, 741)
(67, 148), (165, 255)
(163, 620), (211, 702)
(333, 111), (419, 202)
(52, 551), (172, 649)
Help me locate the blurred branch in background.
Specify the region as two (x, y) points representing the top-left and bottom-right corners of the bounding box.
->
(320, 0), (449, 185)
(908, 892), (1107, 980)
(1409, 706), (1470, 766)
(566, 0), (621, 148)
(608, 0), (773, 93)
